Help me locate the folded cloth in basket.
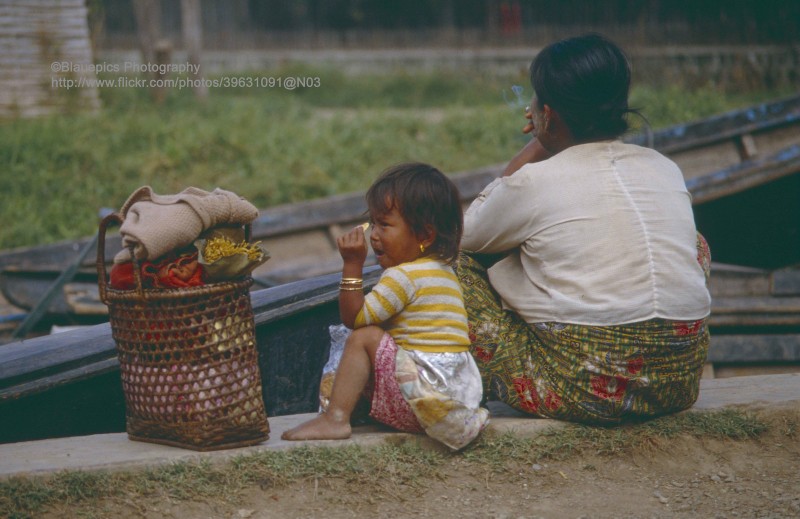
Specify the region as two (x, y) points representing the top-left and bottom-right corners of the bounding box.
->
(113, 186), (259, 264)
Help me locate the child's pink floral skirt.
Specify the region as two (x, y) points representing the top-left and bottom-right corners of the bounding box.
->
(365, 333), (424, 433)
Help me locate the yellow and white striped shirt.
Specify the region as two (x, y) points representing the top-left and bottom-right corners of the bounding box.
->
(354, 258), (470, 353)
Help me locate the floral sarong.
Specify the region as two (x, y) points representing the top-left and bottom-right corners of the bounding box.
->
(456, 235), (711, 424)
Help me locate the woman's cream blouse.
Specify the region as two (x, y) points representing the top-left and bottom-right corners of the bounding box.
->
(462, 141), (711, 326)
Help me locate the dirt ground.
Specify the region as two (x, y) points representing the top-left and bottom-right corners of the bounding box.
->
(37, 407), (798, 519)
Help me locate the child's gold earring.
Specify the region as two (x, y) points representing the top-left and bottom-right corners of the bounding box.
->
(419, 244), (425, 254)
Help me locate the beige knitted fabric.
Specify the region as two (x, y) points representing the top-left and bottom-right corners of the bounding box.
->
(113, 186), (259, 263)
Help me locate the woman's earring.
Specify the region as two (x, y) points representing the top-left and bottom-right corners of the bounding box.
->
(540, 106), (551, 134)
(542, 116), (550, 133)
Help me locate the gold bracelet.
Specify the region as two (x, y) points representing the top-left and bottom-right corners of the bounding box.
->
(340, 277), (363, 284)
(339, 286), (362, 291)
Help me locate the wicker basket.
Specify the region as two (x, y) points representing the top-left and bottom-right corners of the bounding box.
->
(97, 213), (269, 451)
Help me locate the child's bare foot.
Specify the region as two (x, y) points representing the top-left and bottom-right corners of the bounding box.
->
(281, 412), (352, 441)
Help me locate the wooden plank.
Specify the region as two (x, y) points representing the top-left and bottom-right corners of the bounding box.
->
(709, 295), (800, 327)
(707, 334), (800, 363)
(0, 357), (120, 401)
(0, 254), (370, 314)
(738, 133), (758, 160)
(0, 323), (115, 394)
(694, 373), (800, 409)
(63, 283), (107, 315)
(750, 124), (800, 161)
(0, 270), (99, 314)
(713, 365), (800, 378)
(685, 144), (800, 204)
(0, 236), (107, 271)
(771, 269), (800, 296)
(625, 94), (800, 155)
(709, 263), (771, 298)
(247, 165), (499, 238)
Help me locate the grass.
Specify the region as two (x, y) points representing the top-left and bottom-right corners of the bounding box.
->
(0, 64), (791, 250)
(0, 408), (784, 519)
(461, 407), (771, 471)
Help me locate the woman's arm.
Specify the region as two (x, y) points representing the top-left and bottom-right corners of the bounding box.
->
(503, 138), (552, 176)
(462, 107), (553, 251)
(462, 173), (543, 253)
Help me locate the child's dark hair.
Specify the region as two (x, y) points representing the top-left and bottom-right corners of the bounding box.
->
(366, 162), (463, 265)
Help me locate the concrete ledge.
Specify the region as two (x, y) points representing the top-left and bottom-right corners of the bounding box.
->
(695, 372), (800, 409)
(1, 373), (797, 480)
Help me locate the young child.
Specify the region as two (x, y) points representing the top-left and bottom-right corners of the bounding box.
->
(282, 163), (489, 450)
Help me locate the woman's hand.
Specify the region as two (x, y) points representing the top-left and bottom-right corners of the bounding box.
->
(502, 138), (553, 177)
(502, 106), (553, 177)
(522, 105), (534, 134)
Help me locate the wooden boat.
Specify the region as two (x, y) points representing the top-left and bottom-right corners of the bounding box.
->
(1, 93), (799, 330)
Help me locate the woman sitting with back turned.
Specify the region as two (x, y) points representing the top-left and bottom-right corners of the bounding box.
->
(458, 33), (712, 423)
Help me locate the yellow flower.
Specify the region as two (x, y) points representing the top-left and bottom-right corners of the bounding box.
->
(203, 236), (263, 263)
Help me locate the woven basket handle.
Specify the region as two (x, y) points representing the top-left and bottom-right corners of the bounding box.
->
(96, 212), (147, 304)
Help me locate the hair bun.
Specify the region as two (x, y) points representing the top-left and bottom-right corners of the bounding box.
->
(530, 34), (634, 141)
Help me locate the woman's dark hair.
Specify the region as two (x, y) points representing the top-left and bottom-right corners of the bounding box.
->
(530, 33), (638, 141)
(366, 162), (463, 265)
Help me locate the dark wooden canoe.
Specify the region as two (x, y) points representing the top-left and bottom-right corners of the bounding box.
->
(2, 94), (799, 326)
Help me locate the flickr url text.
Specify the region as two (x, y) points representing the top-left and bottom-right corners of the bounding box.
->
(51, 75), (321, 91)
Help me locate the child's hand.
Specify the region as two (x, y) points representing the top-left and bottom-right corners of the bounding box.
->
(337, 224), (368, 266)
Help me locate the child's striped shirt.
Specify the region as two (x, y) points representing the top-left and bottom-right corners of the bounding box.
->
(354, 257), (470, 352)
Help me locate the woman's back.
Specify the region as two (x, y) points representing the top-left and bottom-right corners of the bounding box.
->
(463, 140), (711, 325)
